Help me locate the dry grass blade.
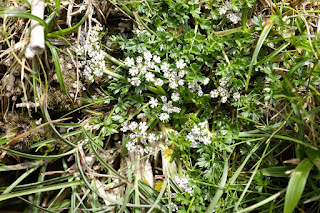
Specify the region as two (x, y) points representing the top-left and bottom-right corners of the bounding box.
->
(3, 117), (72, 148)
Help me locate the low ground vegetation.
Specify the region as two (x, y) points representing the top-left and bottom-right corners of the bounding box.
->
(0, 0), (320, 212)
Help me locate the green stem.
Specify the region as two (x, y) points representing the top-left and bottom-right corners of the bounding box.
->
(104, 52), (127, 68)
(102, 68), (125, 80)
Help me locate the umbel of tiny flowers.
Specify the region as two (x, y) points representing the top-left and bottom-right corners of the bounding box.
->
(76, 26), (108, 83)
(210, 77), (241, 103)
(186, 121), (211, 148)
(149, 95), (181, 123)
(121, 120), (162, 153)
(217, 1), (242, 24)
(123, 53), (187, 92)
(174, 176), (195, 195)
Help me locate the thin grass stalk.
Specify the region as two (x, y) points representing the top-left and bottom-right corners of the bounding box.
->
(206, 152), (228, 212)
(245, 14), (277, 90)
(33, 164), (47, 213)
(0, 180), (84, 202)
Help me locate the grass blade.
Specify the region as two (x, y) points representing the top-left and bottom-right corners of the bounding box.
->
(245, 14), (277, 90)
(45, 40), (67, 95)
(261, 166), (294, 177)
(255, 42), (290, 66)
(284, 158), (313, 213)
(55, 0), (61, 10)
(206, 152), (228, 212)
(0, 11), (48, 32)
(2, 165), (39, 194)
(0, 180), (84, 202)
(306, 149), (320, 171)
(0, 147), (77, 160)
(237, 189), (286, 213)
(47, 14), (87, 37)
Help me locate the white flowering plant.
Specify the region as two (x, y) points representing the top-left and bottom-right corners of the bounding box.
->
(2, 0), (319, 212)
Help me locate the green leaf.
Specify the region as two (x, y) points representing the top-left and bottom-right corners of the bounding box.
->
(255, 42), (290, 66)
(0, 147), (77, 160)
(261, 166), (294, 177)
(0, 180), (84, 202)
(45, 40), (68, 95)
(245, 14), (277, 90)
(237, 189), (286, 213)
(0, 11), (48, 33)
(55, 0), (61, 9)
(47, 15), (87, 37)
(206, 152), (228, 212)
(306, 149), (320, 171)
(284, 158), (313, 213)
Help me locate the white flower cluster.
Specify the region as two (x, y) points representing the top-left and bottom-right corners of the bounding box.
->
(187, 78), (210, 97)
(75, 26), (107, 82)
(186, 121), (211, 148)
(149, 95), (181, 123)
(167, 203), (179, 212)
(218, 2), (241, 24)
(124, 53), (186, 89)
(174, 176), (194, 195)
(121, 121), (162, 153)
(210, 78), (241, 103)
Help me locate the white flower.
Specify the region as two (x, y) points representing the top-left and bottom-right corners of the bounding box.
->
(219, 78), (227, 87)
(233, 92), (241, 100)
(120, 122), (129, 132)
(221, 96), (228, 103)
(220, 90), (227, 97)
(161, 62), (170, 72)
(154, 78), (164, 86)
(186, 133), (195, 142)
(159, 113), (170, 122)
(129, 77), (141, 86)
(192, 126), (201, 135)
(199, 121), (208, 129)
(161, 96), (167, 103)
(153, 55), (161, 63)
(173, 107), (181, 113)
(129, 67), (139, 76)
(203, 78), (210, 85)
(140, 138), (147, 144)
(218, 5), (228, 15)
(145, 72), (155, 82)
(198, 90), (203, 97)
(126, 141), (137, 152)
(178, 70), (185, 78)
(162, 105), (168, 112)
(140, 66), (147, 74)
(149, 97), (158, 108)
(144, 51), (153, 61)
(190, 140), (198, 148)
(201, 136), (211, 145)
(217, 86), (224, 92)
(227, 12), (241, 24)
(129, 121), (138, 131)
(163, 71), (171, 78)
(125, 57), (135, 67)
(169, 81), (178, 89)
(176, 59), (186, 69)
(178, 79), (184, 86)
(144, 146), (153, 154)
(139, 122), (148, 132)
(136, 56), (143, 64)
(171, 92), (180, 102)
(148, 133), (156, 142)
